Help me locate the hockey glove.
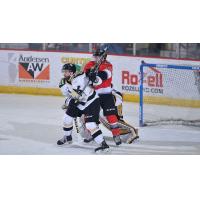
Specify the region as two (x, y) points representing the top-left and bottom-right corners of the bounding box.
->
(71, 89), (80, 99)
(88, 71), (97, 82)
(61, 104), (68, 110)
(69, 98), (79, 107)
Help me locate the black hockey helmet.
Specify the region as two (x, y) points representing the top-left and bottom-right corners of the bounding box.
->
(62, 63), (76, 74)
(93, 48), (107, 57)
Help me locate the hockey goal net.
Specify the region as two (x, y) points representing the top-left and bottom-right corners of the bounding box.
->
(139, 61), (200, 127)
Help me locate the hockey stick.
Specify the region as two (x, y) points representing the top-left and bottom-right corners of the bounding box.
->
(74, 118), (80, 134)
(71, 46), (109, 105)
(79, 46), (109, 96)
(91, 46), (109, 73)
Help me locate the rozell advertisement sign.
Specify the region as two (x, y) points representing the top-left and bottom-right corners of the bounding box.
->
(121, 67), (164, 95)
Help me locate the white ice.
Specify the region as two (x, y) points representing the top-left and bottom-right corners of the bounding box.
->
(0, 93), (200, 155)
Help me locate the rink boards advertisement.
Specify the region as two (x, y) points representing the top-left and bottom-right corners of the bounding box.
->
(0, 49), (200, 106)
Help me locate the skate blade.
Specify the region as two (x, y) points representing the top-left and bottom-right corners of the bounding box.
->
(57, 141), (73, 146)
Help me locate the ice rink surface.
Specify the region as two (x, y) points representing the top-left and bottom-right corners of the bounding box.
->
(0, 93), (200, 155)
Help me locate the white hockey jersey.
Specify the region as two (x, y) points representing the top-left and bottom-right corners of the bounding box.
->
(60, 73), (98, 110)
(71, 73), (98, 110)
(59, 79), (74, 106)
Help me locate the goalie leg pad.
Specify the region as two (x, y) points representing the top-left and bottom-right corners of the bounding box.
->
(100, 116), (138, 135)
(100, 116), (139, 143)
(117, 120), (139, 143)
(118, 120), (139, 136)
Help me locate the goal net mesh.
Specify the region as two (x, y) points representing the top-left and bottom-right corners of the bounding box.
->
(140, 63), (200, 127)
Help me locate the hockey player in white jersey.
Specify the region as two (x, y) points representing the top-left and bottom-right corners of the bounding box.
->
(57, 63), (109, 152)
(59, 64), (93, 142)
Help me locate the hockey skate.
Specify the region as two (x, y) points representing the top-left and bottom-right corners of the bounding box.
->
(113, 135), (122, 146)
(57, 135), (72, 145)
(83, 137), (93, 143)
(94, 140), (110, 153)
